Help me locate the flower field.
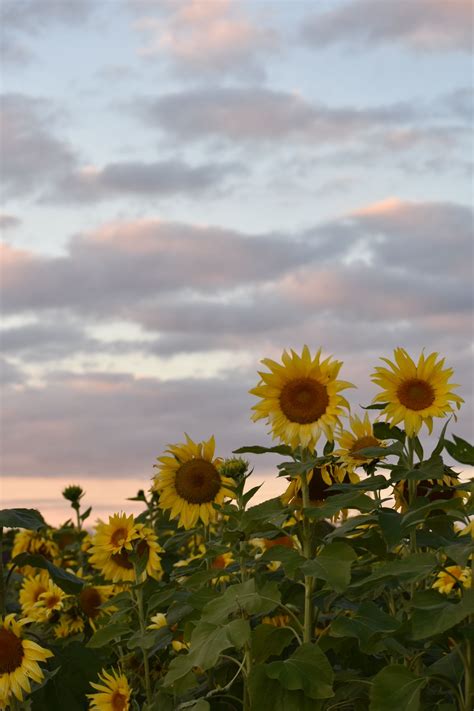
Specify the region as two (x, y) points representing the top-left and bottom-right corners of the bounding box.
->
(1, 347), (473, 710)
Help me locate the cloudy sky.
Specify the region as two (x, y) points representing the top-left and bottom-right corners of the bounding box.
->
(1, 0), (473, 522)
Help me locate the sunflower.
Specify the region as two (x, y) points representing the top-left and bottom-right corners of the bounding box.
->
(0, 614), (53, 706)
(54, 609), (85, 638)
(261, 614), (291, 628)
(281, 463), (359, 507)
(250, 346), (354, 450)
(79, 584), (115, 624)
(153, 434), (235, 530)
(19, 571), (51, 617)
(147, 613), (167, 631)
(32, 580), (68, 622)
(432, 566), (471, 595)
(87, 668), (131, 711)
(335, 413), (384, 470)
(88, 517), (162, 583)
(371, 348), (463, 437)
(393, 470), (465, 512)
(12, 530), (60, 576)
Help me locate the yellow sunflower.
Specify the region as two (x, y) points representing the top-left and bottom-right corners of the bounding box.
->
(335, 413), (384, 470)
(32, 580), (68, 622)
(153, 434), (235, 530)
(147, 613), (167, 631)
(19, 571), (51, 617)
(393, 470), (466, 512)
(87, 668), (131, 711)
(12, 529), (60, 576)
(250, 346), (354, 450)
(281, 463), (359, 507)
(88, 516), (162, 583)
(54, 609), (85, 638)
(0, 614), (53, 706)
(371, 348), (463, 437)
(432, 566), (471, 595)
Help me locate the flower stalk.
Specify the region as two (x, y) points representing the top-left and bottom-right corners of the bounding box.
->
(300, 470), (314, 644)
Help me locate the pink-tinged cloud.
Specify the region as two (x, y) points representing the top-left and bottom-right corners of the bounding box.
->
(302, 0), (472, 52)
(134, 0), (278, 78)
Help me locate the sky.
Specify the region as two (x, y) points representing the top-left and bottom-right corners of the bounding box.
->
(1, 0), (473, 524)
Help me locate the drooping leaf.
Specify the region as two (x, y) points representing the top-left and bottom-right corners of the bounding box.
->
(305, 492), (375, 520)
(201, 579), (280, 625)
(251, 624), (295, 663)
(87, 623), (130, 648)
(330, 601), (400, 653)
(372, 422), (406, 442)
(233, 445), (294, 456)
(411, 590), (474, 639)
(265, 643), (334, 700)
(12, 553), (84, 593)
(248, 665), (322, 711)
(370, 665), (426, 711)
(0, 508), (46, 530)
(445, 435), (474, 465)
(301, 542), (357, 593)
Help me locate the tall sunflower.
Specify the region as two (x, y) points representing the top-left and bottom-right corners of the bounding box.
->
(87, 668), (131, 711)
(371, 348), (463, 437)
(153, 434), (235, 530)
(0, 614), (53, 706)
(19, 571), (51, 618)
(335, 413), (384, 471)
(88, 516), (162, 583)
(281, 463), (359, 507)
(250, 346), (354, 450)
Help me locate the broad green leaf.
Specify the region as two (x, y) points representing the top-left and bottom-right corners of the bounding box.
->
(251, 624), (295, 663)
(370, 665), (426, 711)
(301, 542), (357, 593)
(265, 643), (334, 700)
(0, 508), (46, 530)
(411, 590), (474, 639)
(329, 475), (389, 492)
(240, 497), (286, 532)
(259, 546), (305, 579)
(402, 498), (464, 528)
(427, 648), (464, 685)
(330, 601), (400, 652)
(442, 541), (474, 566)
(376, 508), (404, 546)
(354, 442), (403, 458)
(305, 492), (375, 520)
(87, 623), (130, 648)
(326, 514), (377, 541)
(164, 618), (250, 685)
(373, 422), (406, 442)
(201, 579), (280, 625)
(12, 552), (84, 593)
(445, 435), (474, 465)
(391, 455), (445, 482)
(248, 665), (321, 711)
(351, 553), (437, 589)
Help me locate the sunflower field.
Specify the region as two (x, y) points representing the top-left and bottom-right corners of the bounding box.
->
(1, 347), (473, 711)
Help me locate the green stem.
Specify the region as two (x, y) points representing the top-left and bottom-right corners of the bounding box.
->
(133, 581), (152, 707)
(0, 527), (5, 617)
(300, 471), (313, 644)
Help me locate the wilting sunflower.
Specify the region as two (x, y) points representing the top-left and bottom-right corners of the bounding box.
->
(335, 413), (384, 471)
(153, 434), (235, 530)
(0, 614), (53, 706)
(250, 346), (354, 450)
(432, 566), (471, 595)
(89, 517), (162, 583)
(87, 668), (131, 711)
(371, 348), (463, 437)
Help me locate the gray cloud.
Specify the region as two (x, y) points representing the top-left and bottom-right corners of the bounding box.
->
(0, 357), (25, 386)
(141, 87), (416, 144)
(1, 0), (96, 65)
(301, 0), (471, 53)
(0, 213), (21, 229)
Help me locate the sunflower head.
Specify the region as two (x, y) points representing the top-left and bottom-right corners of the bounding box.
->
(153, 434), (235, 530)
(250, 345), (355, 451)
(432, 566), (471, 595)
(0, 614), (53, 705)
(335, 413), (384, 470)
(87, 668), (131, 711)
(394, 470), (465, 512)
(371, 348), (463, 437)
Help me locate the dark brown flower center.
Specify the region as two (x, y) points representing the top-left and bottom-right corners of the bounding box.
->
(174, 459), (221, 504)
(349, 435), (380, 460)
(0, 628), (24, 673)
(279, 378), (329, 424)
(111, 690), (127, 711)
(307, 467), (351, 503)
(397, 378), (435, 411)
(402, 479), (456, 503)
(111, 540), (148, 570)
(111, 528), (128, 547)
(80, 587), (102, 618)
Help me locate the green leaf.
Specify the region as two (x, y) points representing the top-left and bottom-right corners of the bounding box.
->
(87, 623), (130, 648)
(411, 590), (474, 640)
(323, 439), (335, 455)
(402, 498), (464, 528)
(0, 508), (46, 530)
(233, 445), (294, 456)
(445, 435), (474, 465)
(265, 643), (334, 700)
(370, 665), (426, 711)
(354, 442), (403, 458)
(431, 419), (451, 459)
(353, 553), (437, 589)
(305, 492), (375, 520)
(80, 506), (92, 522)
(259, 546), (305, 579)
(164, 618), (250, 685)
(373, 422), (406, 442)
(248, 665), (321, 711)
(329, 475), (389, 492)
(391, 454), (445, 482)
(361, 403), (388, 410)
(11, 553), (84, 593)
(326, 514), (377, 541)
(239, 497), (286, 532)
(330, 601), (400, 652)
(251, 624), (295, 663)
(201, 579), (280, 625)
(301, 542), (357, 593)
(376, 509), (404, 546)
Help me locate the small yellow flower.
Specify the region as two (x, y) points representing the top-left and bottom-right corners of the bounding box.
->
(171, 639), (190, 653)
(432, 566), (471, 595)
(335, 413), (384, 470)
(32, 580), (68, 622)
(87, 668), (131, 711)
(147, 613), (167, 630)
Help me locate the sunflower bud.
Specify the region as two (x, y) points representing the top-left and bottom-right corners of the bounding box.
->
(62, 485), (85, 510)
